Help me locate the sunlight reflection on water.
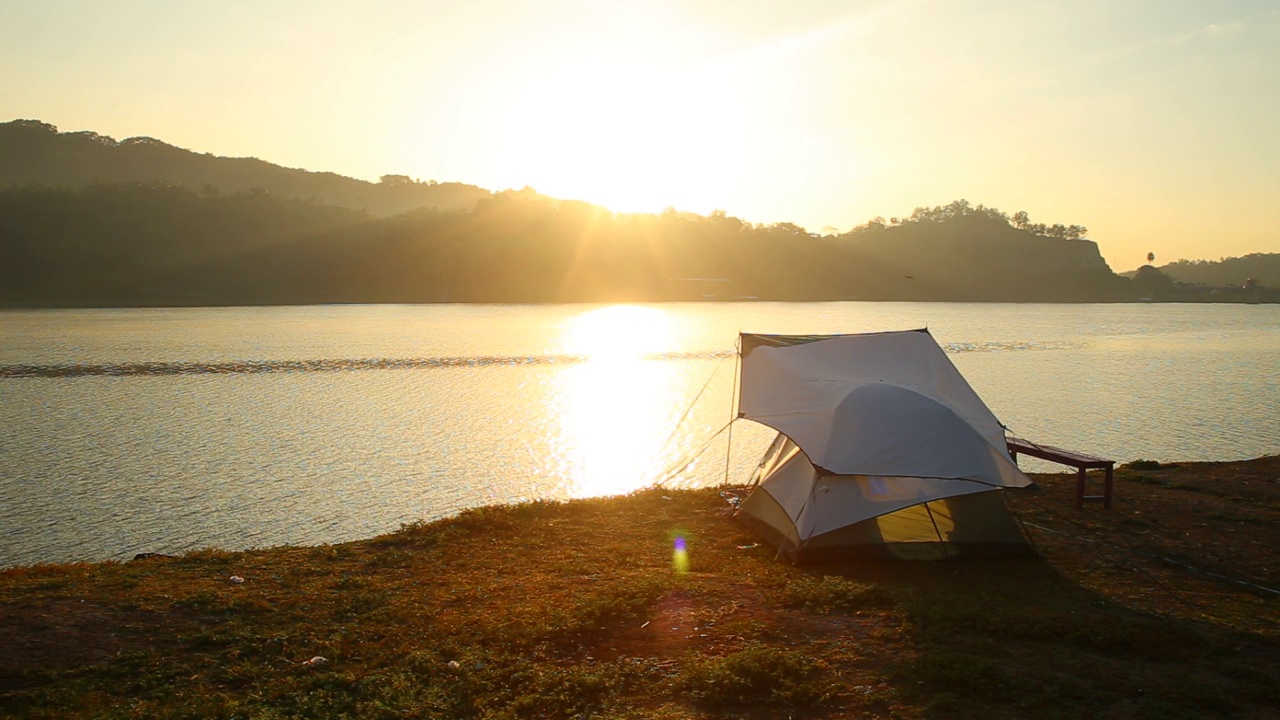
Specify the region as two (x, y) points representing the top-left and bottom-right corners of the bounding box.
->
(556, 306), (688, 497)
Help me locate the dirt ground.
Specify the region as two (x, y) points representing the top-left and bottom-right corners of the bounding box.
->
(1009, 455), (1280, 627)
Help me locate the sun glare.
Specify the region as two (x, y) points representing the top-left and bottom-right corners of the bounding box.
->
(497, 60), (748, 214)
(555, 306), (679, 497)
(560, 305), (673, 360)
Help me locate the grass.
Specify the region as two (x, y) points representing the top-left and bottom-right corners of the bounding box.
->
(781, 574), (896, 613)
(2, 456), (1278, 719)
(1125, 460), (1164, 471)
(682, 645), (829, 706)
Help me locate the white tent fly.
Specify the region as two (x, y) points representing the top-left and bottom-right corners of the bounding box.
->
(733, 329), (1033, 562)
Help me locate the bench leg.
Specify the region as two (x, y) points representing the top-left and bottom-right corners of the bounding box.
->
(1104, 465), (1114, 510)
(1076, 468), (1086, 510)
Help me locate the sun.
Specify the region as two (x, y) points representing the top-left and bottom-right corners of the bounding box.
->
(495, 60), (747, 214)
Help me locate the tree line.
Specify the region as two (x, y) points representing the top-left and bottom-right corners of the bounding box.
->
(1, 184), (1141, 306)
(1158, 254), (1280, 289)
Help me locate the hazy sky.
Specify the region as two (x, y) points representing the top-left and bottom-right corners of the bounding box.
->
(2, 0), (1277, 268)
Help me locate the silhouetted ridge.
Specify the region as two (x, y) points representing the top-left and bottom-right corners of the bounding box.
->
(3, 120), (1272, 306)
(0, 119), (491, 216)
(1158, 254), (1280, 288)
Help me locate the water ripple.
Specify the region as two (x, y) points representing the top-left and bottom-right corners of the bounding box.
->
(942, 340), (1081, 354)
(0, 351), (736, 379)
(0, 341), (1073, 379)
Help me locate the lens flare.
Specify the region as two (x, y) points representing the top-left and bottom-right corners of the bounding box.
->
(672, 535), (689, 573)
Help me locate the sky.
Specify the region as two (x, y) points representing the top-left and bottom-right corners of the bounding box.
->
(1, 0), (1278, 269)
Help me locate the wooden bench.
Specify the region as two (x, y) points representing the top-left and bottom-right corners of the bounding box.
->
(1007, 438), (1114, 510)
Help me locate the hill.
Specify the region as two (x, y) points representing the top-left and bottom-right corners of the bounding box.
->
(833, 201), (1123, 302)
(1, 457), (1277, 718)
(1157, 254), (1280, 289)
(173, 195), (1130, 305)
(0, 183), (370, 306)
(1118, 260), (1279, 303)
(0, 119), (491, 216)
(0, 183), (1138, 306)
(6, 119), (1271, 306)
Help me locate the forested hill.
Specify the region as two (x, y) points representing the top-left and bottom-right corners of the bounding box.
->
(1, 184), (1140, 306)
(3, 119), (1269, 306)
(0, 119), (490, 216)
(1156, 254), (1280, 288)
(0, 184), (369, 306)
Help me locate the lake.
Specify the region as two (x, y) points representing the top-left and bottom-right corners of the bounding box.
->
(2, 302), (1277, 567)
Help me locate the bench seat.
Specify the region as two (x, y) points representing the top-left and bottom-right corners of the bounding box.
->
(1007, 438), (1114, 510)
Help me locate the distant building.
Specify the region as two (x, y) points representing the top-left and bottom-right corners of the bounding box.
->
(671, 277), (733, 300)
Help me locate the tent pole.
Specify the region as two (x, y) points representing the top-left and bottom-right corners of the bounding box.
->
(722, 336), (741, 487)
(926, 502), (947, 540)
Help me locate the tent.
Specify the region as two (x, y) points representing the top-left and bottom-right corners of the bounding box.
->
(733, 329), (1033, 562)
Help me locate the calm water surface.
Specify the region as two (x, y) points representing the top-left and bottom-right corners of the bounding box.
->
(2, 302), (1277, 566)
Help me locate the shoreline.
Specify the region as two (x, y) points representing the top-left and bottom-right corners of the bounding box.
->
(2, 456), (1277, 718)
(2, 453), (1269, 571)
(3, 297), (1278, 311)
